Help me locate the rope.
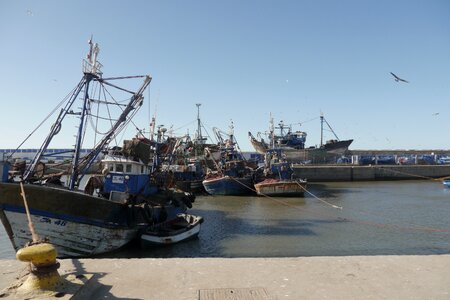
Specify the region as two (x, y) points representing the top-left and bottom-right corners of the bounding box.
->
(227, 176), (310, 210)
(8, 85), (79, 160)
(19, 182), (39, 242)
(295, 181), (342, 209)
(227, 175), (450, 235)
(228, 175), (341, 211)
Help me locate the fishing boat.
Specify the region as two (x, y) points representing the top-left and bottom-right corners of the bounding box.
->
(254, 149), (307, 197)
(0, 39), (194, 258)
(163, 133), (206, 194)
(203, 172), (253, 196)
(121, 107), (208, 194)
(249, 114), (353, 163)
(202, 124), (255, 196)
(140, 213), (203, 247)
(442, 176), (450, 188)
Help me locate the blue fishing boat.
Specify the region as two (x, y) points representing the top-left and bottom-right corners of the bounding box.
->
(203, 173), (253, 196)
(443, 179), (450, 188)
(0, 39), (194, 258)
(202, 124), (254, 196)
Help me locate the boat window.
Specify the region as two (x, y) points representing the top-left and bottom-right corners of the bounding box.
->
(126, 164), (132, 172)
(116, 164), (124, 172)
(141, 166), (144, 174)
(109, 165), (114, 171)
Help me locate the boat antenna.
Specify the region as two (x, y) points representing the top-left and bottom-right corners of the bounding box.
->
(269, 112), (275, 148)
(196, 103), (202, 141)
(320, 112), (324, 147)
(150, 90), (159, 142)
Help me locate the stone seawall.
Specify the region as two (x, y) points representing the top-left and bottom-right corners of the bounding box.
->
(292, 164), (450, 182)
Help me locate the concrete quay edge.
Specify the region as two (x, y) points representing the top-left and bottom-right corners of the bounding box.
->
(1, 255), (450, 299)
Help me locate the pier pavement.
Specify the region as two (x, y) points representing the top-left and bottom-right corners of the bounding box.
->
(1, 255), (450, 299)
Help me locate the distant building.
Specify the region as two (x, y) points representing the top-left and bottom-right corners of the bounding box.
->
(0, 149), (100, 163)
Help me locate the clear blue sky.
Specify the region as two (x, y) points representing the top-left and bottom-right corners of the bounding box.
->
(1, 0), (449, 151)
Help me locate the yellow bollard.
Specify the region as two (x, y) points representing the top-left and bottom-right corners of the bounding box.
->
(16, 242), (63, 292)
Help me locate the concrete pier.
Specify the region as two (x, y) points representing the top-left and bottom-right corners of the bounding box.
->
(1, 255), (450, 299)
(293, 164), (450, 182)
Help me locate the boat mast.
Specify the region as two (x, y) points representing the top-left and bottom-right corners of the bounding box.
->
(76, 74), (151, 183)
(194, 103), (206, 157)
(321, 114), (340, 144)
(269, 113), (275, 148)
(71, 39), (151, 187)
(69, 39), (101, 189)
(320, 113), (324, 147)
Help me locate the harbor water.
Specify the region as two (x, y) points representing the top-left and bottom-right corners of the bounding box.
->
(1, 180), (450, 259)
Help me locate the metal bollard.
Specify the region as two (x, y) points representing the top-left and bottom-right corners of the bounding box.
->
(16, 242), (63, 292)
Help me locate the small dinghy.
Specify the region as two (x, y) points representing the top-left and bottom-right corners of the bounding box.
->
(140, 214), (203, 247)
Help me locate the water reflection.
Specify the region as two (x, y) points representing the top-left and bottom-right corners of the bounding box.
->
(1, 180), (450, 259)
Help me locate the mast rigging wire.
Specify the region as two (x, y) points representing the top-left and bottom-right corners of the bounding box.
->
(7, 84), (81, 160)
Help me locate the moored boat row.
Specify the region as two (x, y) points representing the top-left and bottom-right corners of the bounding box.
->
(0, 38), (317, 261)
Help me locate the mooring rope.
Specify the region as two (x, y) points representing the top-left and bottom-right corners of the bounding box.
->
(19, 182), (39, 242)
(295, 181), (342, 209)
(226, 175), (450, 235)
(227, 176), (341, 210)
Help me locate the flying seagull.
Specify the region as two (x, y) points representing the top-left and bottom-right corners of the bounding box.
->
(390, 72), (409, 83)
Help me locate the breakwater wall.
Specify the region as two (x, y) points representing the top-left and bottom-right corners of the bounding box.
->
(292, 164), (450, 182)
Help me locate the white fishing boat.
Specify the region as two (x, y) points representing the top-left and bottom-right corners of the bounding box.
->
(140, 214), (203, 247)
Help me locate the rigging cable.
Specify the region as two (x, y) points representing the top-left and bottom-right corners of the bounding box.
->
(7, 84), (80, 160)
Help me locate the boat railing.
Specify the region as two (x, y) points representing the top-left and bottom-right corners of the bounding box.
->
(82, 58), (103, 76)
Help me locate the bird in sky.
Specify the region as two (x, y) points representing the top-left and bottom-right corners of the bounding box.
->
(390, 72), (409, 83)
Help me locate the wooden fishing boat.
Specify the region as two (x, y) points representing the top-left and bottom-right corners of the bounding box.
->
(254, 148), (307, 197)
(254, 178), (306, 197)
(140, 214), (203, 247)
(0, 39), (194, 258)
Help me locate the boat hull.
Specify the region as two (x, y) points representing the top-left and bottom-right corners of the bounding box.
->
(250, 139), (353, 163)
(202, 176), (253, 196)
(2, 209), (137, 257)
(0, 182), (185, 257)
(322, 139), (353, 154)
(254, 180), (306, 197)
(175, 179), (205, 194)
(140, 214), (203, 247)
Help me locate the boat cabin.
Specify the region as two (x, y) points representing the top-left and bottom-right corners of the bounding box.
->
(102, 155), (154, 195)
